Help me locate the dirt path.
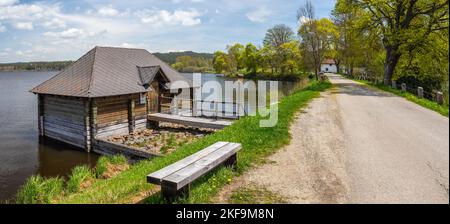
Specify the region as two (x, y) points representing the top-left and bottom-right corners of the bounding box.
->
(216, 74), (449, 204)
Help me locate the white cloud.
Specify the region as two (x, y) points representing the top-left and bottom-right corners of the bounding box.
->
(0, 22), (6, 32)
(118, 42), (147, 48)
(137, 9), (202, 26)
(97, 5), (119, 17)
(0, 0), (17, 7)
(14, 22), (33, 30)
(246, 6), (271, 23)
(42, 18), (66, 29)
(44, 28), (99, 39)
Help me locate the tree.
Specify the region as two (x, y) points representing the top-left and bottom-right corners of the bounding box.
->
(243, 43), (260, 74)
(297, 1), (338, 79)
(298, 5), (338, 80)
(353, 0), (449, 84)
(227, 43), (245, 74)
(263, 24), (295, 47)
(212, 51), (228, 74)
(278, 41), (302, 75)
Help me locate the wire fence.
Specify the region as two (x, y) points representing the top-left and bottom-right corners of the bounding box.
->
(350, 74), (447, 105)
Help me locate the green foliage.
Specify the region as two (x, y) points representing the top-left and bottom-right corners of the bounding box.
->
(16, 175), (64, 204)
(213, 24), (303, 78)
(67, 166), (93, 193)
(332, 0), (449, 92)
(153, 51), (213, 65)
(0, 61), (73, 72)
(298, 17), (338, 77)
(95, 155), (128, 177)
(171, 55), (213, 73)
(56, 80), (331, 204)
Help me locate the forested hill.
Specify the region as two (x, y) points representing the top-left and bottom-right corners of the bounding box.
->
(153, 51), (213, 65)
(0, 61), (74, 72)
(0, 51), (213, 72)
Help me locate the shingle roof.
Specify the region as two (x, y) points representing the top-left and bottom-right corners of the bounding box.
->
(322, 59), (336, 65)
(138, 66), (166, 85)
(30, 46), (193, 98)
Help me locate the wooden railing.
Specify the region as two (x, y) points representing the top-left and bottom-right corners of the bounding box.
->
(159, 96), (247, 119)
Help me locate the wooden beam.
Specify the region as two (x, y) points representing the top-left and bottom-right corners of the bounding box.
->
(38, 94), (44, 138)
(84, 99), (91, 152)
(90, 100), (98, 139)
(147, 113), (232, 129)
(128, 98), (135, 133)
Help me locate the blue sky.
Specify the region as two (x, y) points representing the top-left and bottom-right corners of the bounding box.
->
(0, 0), (335, 62)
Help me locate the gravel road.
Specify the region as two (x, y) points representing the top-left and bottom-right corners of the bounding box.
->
(217, 74), (449, 204)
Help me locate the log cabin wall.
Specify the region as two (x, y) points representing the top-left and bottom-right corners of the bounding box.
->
(41, 95), (88, 149)
(94, 93), (148, 139)
(95, 95), (130, 139)
(39, 92), (154, 152)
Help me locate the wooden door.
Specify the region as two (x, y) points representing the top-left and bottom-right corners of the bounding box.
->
(148, 81), (160, 113)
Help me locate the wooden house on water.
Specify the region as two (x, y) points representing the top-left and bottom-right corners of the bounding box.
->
(31, 46), (194, 152)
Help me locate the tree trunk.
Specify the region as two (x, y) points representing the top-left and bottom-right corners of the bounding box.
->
(383, 46), (401, 85)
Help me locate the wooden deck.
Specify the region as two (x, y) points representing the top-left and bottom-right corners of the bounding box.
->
(148, 113), (233, 129)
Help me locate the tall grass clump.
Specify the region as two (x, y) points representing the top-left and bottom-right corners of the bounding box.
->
(95, 155), (128, 178)
(67, 165), (93, 193)
(16, 175), (64, 204)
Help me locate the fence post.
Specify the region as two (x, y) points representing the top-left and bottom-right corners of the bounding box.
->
(417, 87), (424, 99)
(392, 80), (397, 89)
(401, 83), (406, 92)
(436, 92), (444, 105)
(173, 98), (179, 115)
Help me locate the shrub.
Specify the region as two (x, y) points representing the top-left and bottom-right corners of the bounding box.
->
(67, 166), (93, 193)
(16, 175), (64, 204)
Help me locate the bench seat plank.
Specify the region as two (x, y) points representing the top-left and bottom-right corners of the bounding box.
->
(161, 143), (241, 190)
(147, 141), (229, 184)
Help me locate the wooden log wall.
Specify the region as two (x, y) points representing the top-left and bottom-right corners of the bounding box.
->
(94, 93), (148, 139)
(95, 95), (130, 139)
(42, 95), (87, 149)
(40, 92), (153, 152)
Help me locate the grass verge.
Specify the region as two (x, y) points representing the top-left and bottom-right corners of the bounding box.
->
(354, 79), (449, 117)
(228, 187), (287, 204)
(45, 80), (331, 204)
(67, 166), (93, 193)
(16, 176), (64, 204)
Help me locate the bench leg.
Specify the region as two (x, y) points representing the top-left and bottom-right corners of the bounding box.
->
(224, 153), (237, 170)
(161, 184), (190, 202)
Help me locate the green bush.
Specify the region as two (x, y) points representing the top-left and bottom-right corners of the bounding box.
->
(16, 175), (64, 204)
(67, 166), (93, 193)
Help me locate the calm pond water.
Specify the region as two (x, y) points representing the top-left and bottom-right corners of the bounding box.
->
(0, 71), (99, 202)
(0, 71), (304, 202)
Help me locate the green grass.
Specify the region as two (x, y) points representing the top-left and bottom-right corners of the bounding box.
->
(95, 155), (128, 178)
(354, 79), (449, 117)
(229, 187), (287, 204)
(50, 80), (331, 204)
(67, 166), (93, 193)
(16, 175), (64, 204)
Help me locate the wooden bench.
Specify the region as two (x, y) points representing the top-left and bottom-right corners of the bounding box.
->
(147, 141), (242, 199)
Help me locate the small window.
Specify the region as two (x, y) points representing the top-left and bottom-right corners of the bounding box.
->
(139, 93), (146, 105)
